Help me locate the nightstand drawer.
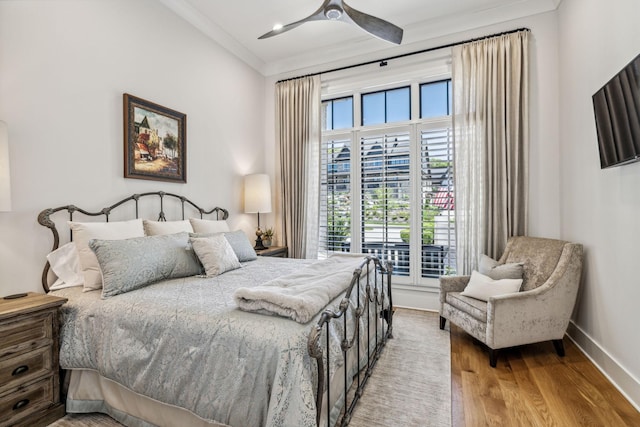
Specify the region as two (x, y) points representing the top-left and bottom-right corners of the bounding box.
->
(0, 346), (53, 396)
(0, 375), (55, 426)
(0, 312), (53, 358)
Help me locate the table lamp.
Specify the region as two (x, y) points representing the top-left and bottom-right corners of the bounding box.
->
(244, 174), (271, 250)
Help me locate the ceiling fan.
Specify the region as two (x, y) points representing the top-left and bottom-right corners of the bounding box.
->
(258, 0), (403, 45)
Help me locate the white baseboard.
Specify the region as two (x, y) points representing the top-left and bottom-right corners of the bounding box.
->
(392, 285), (440, 311)
(566, 321), (640, 412)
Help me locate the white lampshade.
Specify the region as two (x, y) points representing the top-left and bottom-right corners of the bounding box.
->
(244, 174), (272, 214)
(0, 121), (11, 212)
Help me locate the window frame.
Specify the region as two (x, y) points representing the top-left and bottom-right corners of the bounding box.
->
(320, 78), (453, 288)
(361, 86), (412, 126)
(419, 79), (452, 119)
(322, 96), (354, 131)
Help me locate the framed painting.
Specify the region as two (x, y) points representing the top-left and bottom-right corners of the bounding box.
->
(123, 93), (187, 183)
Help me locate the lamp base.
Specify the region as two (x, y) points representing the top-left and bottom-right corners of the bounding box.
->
(254, 236), (267, 251)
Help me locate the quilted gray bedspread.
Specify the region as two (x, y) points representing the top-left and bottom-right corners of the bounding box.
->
(52, 257), (373, 427)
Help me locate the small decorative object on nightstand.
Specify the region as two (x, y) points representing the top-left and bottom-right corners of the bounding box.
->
(261, 228), (274, 248)
(0, 292), (68, 427)
(255, 246), (288, 258)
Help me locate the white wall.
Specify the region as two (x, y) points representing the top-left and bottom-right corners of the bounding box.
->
(0, 0), (266, 296)
(558, 0), (640, 408)
(264, 11), (562, 307)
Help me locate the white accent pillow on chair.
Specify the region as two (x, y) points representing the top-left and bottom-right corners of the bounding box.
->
(460, 270), (523, 302)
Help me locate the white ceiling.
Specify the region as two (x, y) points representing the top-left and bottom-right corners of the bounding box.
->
(159, 0), (562, 77)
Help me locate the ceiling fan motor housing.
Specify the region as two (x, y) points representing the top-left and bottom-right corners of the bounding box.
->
(325, 5), (343, 20)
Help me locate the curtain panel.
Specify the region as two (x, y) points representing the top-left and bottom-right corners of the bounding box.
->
(275, 76), (321, 258)
(452, 31), (530, 274)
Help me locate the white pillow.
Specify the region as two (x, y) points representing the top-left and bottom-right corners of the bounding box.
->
(460, 270), (523, 302)
(189, 218), (230, 234)
(47, 242), (83, 290)
(143, 219), (193, 236)
(69, 219), (145, 291)
(189, 234), (241, 277)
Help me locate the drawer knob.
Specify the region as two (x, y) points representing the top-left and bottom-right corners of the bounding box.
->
(11, 365), (29, 376)
(13, 399), (29, 411)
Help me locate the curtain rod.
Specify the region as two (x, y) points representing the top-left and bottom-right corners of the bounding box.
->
(276, 27), (530, 84)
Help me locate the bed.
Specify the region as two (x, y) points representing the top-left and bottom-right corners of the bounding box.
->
(38, 192), (394, 427)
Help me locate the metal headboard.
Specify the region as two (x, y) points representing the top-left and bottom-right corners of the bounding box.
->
(37, 191), (229, 292)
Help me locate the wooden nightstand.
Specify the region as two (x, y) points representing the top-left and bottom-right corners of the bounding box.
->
(0, 292), (67, 427)
(255, 246), (288, 258)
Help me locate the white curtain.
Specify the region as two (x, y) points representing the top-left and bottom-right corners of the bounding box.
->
(452, 31), (529, 274)
(275, 76), (321, 259)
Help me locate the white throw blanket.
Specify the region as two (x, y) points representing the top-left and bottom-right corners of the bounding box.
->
(234, 255), (368, 324)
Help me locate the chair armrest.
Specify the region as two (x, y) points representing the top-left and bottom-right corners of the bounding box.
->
(439, 275), (471, 303)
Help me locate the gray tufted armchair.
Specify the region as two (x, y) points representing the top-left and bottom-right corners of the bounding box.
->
(439, 236), (584, 367)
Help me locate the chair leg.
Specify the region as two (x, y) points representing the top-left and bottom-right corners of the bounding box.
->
(489, 349), (498, 368)
(439, 316), (446, 330)
(552, 339), (565, 357)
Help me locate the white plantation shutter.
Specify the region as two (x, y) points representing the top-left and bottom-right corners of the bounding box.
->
(319, 136), (352, 258)
(360, 130), (411, 276)
(420, 127), (456, 277)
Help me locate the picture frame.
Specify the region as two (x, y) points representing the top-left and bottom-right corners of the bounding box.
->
(123, 93), (187, 183)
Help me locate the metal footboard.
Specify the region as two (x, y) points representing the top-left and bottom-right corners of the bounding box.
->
(308, 256), (393, 427)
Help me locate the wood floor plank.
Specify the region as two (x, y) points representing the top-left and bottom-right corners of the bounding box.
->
(450, 325), (640, 427)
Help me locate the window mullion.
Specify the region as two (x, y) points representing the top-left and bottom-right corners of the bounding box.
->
(351, 129), (362, 254)
(354, 93), (362, 128)
(409, 123), (421, 283)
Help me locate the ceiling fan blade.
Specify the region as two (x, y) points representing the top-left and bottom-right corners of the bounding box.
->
(258, 2), (329, 40)
(342, 2), (403, 45)
(258, 20), (307, 39)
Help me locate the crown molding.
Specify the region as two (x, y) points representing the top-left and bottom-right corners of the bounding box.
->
(158, 0), (266, 75)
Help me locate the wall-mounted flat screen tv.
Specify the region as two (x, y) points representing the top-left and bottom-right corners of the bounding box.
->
(592, 53), (640, 169)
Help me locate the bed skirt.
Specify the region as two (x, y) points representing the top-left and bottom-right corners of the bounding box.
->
(65, 366), (350, 427)
(66, 370), (229, 427)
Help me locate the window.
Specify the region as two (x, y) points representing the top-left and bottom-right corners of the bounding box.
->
(320, 79), (455, 284)
(322, 97), (353, 130)
(420, 80), (451, 118)
(362, 87), (410, 126)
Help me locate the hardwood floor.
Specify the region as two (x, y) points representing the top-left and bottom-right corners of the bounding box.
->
(450, 324), (640, 426)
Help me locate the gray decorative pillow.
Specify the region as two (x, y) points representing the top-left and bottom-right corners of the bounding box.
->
(189, 235), (241, 277)
(190, 230), (257, 262)
(223, 230), (258, 262)
(478, 254), (524, 280)
(69, 218), (145, 291)
(89, 232), (201, 298)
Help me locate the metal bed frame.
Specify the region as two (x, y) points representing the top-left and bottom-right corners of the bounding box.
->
(37, 191), (228, 293)
(38, 191), (394, 427)
(309, 256), (393, 426)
